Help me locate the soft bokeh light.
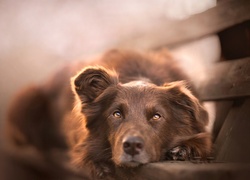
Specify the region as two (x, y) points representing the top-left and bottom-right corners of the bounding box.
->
(0, 0), (218, 124)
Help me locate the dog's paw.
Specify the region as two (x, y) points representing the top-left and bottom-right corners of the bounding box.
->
(167, 146), (191, 161)
(94, 163), (115, 180)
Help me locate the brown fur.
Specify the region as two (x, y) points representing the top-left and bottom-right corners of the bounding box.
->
(65, 49), (212, 179)
(4, 49), (212, 180)
(2, 86), (89, 180)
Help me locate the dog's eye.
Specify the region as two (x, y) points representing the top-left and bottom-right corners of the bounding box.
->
(152, 113), (161, 120)
(113, 111), (122, 118)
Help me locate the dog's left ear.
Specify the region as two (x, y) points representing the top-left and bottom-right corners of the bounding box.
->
(164, 81), (208, 126)
(72, 66), (118, 103)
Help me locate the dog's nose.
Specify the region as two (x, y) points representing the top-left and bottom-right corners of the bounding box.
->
(123, 136), (144, 156)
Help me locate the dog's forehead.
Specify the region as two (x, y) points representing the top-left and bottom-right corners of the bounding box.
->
(123, 80), (153, 87)
(116, 80), (161, 101)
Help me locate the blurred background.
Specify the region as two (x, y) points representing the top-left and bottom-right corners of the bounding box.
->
(0, 0), (220, 125)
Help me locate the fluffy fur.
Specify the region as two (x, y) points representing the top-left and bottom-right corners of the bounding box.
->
(4, 49), (211, 180)
(65, 49), (212, 179)
(2, 86), (89, 180)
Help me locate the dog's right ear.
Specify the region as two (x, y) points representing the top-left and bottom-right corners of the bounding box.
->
(72, 66), (118, 103)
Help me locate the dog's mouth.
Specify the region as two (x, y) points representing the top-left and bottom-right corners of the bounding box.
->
(116, 152), (149, 167)
(121, 160), (142, 167)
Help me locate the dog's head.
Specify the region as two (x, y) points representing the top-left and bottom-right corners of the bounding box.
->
(72, 66), (210, 167)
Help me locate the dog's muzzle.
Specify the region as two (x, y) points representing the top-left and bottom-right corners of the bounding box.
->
(122, 136), (144, 156)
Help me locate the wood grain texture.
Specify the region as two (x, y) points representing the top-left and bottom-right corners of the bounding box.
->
(198, 57), (250, 101)
(118, 0), (250, 49)
(215, 98), (250, 163)
(118, 162), (250, 180)
(212, 101), (233, 142)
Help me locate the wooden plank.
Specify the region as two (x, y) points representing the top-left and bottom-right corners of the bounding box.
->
(118, 0), (250, 49)
(116, 162), (250, 180)
(215, 98), (250, 162)
(212, 101), (233, 142)
(198, 57), (250, 101)
(219, 21), (250, 60)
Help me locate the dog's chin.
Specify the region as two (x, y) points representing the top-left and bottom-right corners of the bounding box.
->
(120, 160), (142, 168)
(114, 154), (149, 168)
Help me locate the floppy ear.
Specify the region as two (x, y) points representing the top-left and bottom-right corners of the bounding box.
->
(164, 81), (208, 127)
(72, 66), (118, 103)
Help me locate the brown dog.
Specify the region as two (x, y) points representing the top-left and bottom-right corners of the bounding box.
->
(64, 49), (212, 179)
(4, 49), (211, 179)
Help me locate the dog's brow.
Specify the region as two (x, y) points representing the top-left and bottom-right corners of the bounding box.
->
(111, 101), (128, 112)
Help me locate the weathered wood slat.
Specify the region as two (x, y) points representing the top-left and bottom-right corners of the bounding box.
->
(118, 0), (250, 49)
(212, 101), (233, 142)
(127, 162), (250, 180)
(215, 98), (250, 163)
(198, 57), (250, 101)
